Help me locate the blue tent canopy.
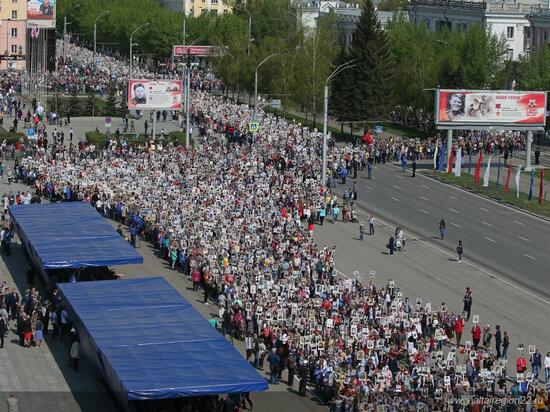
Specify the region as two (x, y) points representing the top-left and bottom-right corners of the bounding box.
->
(8, 203), (143, 281)
(58, 278), (268, 410)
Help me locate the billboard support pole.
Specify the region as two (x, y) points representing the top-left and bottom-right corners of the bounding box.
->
(446, 129), (452, 169)
(152, 111), (156, 140)
(525, 131), (533, 172)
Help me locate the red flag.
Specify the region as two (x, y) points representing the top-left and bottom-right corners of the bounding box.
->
(447, 147), (454, 174)
(474, 153), (483, 184)
(363, 132), (373, 145)
(504, 163), (512, 193)
(539, 170), (545, 203)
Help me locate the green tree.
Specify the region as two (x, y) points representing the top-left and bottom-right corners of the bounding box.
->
(85, 88), (96, 116)
(69, 85), (80, 116)
(104, 84), (119, 116)
(386, 15), (437, 115)
(294, 14), (339, 128)
(331, 0), (393, 129)
(517, 44), (550, 90)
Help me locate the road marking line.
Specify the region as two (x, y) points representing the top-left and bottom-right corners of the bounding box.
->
(518, 236), (530, 242)
(391, 197), (400, 202)
(419, 196), (429, 201)
(365, 186), (373, 190)
(513, 220), (524, 225)
(449, 208), (459, 213)
(485, 237), (496, 243)
(353, 206), (550, 305)
(481, 221), (493, 227)
(451, 222), (461, 227)
(524, 254), (536, 260)
(393, 185), (401, 190)
(449, 195), (458, 200)
(480, 207), (490, 212)
(395, 175), (404, 179)
(422, 184), (430, 189)
(419, 209), (428, 214)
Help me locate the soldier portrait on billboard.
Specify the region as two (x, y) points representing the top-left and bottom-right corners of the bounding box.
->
(445, 93), (465, 121)
(131, 83), (147, 105)
(40, 0), (54, 15)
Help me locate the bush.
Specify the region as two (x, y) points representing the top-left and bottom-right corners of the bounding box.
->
(85, 130), (193, 147)
(0, 131), (28, 144)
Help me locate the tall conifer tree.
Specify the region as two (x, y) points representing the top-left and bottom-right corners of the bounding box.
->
(331, 0), (393, 126)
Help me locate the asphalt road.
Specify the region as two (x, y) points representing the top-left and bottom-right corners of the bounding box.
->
(341, 161), (550, 298)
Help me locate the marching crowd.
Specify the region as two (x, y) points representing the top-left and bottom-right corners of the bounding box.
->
(1, 84), (546, 411)
(0, 41), (546, 412)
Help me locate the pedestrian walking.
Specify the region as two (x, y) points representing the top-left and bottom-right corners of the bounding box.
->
(457, 240), (463, 262)
(367, 162), (373, 179)
(463, 287), (472, 321)
(387, 234), (395, 255)
(268, 348), (280, 384)
(359, 221), (365, 241)
(6, 393), (18, 412)
(412, 160), (417, 177)
(369, 216), (375, 235)
(69, 337), (83, 372)
(298, 359), (308, 396)
(439, 218), (446, 240)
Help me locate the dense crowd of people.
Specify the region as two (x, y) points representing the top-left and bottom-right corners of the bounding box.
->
(0, 42), (546, 412)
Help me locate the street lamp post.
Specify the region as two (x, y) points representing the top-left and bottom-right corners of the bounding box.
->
(322, 60), (356, 188)
(63, 3), (80, 66)
(254, 50), (285, 123)
(234, 4), (252, 55)
(129, 23), (150, 82)
(435, 39), (457, 168)
(185, 35), (206, 149)
(93, 10), (110, 71)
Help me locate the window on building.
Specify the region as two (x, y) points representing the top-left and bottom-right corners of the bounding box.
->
(544, 31), (548, 43)
(223, 9), (228, 13)
(507, 48), (514, 60)
(12, 0), (18, 3)
(201, 8), (207, 13)
(11, 10), (17, 19)
(11, 45), (17, 54)
(11, 28), (17, 38)
(211, 0), (218, 3)
(507, 26), (514, 39)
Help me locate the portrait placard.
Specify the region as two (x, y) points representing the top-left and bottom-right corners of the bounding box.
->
(529, 345), (536, 354)
(472, 315), (479, 324)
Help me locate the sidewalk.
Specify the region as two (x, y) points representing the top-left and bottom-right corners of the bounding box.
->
(0, 182), (118, 411)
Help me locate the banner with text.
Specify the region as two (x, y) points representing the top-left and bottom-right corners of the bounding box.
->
(435, 90), (547, 128)
(173, 45), (215, 57)
(128, 80), (183, 110)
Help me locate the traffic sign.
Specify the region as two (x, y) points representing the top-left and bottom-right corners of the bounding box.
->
(105, 117), (112, 124)
(249, 122), (259, 132)
(270, 99), (281, 109)
(375, 125), (383, 133)
(105, 123), (111, 128)
(27, 128), (36, 139)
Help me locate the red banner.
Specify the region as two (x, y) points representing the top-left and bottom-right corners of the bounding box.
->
(173, 46), (215, 57)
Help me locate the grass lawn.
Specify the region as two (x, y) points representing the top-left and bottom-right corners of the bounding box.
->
(383, 123), (433, 140)
(522, 168), (550, 182)
(423, 170), (550, 218)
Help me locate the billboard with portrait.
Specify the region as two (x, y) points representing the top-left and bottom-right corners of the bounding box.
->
(27, 0), (56, 20)
(128, 80), (183, 110)
(435, 90), (547, 128)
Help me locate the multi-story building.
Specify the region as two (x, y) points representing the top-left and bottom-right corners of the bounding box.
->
(408, 0), (545, 60)
(296, 0), (399, 47)
(0, 0), (28, 70)
(159, 0), (233, 17)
